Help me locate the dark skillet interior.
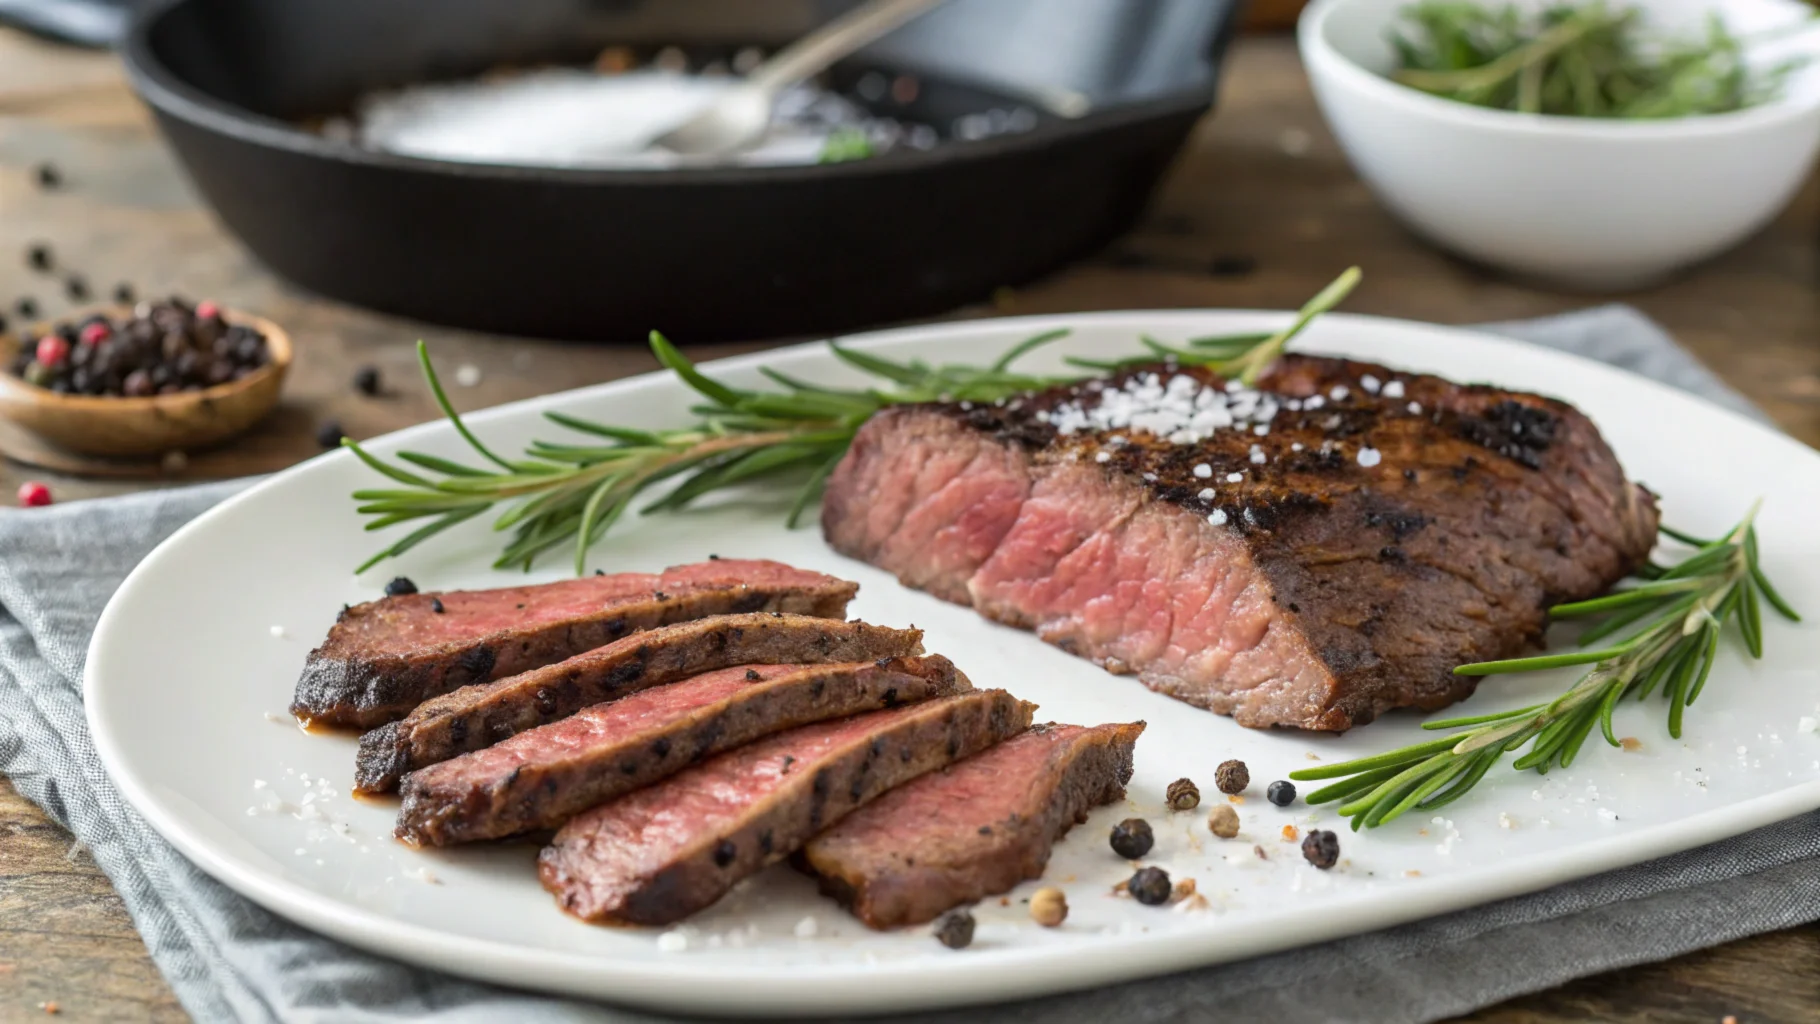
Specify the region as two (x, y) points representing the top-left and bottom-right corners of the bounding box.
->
(123, 0), (1240, 342)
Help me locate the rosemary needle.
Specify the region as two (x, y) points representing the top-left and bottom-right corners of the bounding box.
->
(346, 268), (1365, 574)
(1291, 505), (1800, 829)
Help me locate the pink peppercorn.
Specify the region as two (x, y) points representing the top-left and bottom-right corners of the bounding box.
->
(79, 321), (112, 346)
(195, 300), (221, 321)
(17, 481), (51, 507)
(34, 335), (70, 367)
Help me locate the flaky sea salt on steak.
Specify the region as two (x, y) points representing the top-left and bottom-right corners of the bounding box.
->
(823, 355), (1658, 731)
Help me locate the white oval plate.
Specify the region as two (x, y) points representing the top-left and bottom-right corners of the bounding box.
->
(87, 311), (1820, 1017)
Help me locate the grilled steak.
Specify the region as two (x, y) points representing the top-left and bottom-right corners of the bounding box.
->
(294, 559), (857, 728)
(824, 355), (1659, 730)
(796, 720), (1143, 928)
(539, 689), (1036, 926)
(355, 614), (922, 793)
(396, 656), (970, 846)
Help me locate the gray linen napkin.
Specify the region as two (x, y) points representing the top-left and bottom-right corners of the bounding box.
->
(2, 306), (1812, 1024)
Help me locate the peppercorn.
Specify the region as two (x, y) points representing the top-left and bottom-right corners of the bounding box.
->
(1029, 887), (1067, 927)
(1166, 777), (1200, 811)
(16, 481), (51, 507)
(114, 282), (135, 304)
(65, 275), (88, 302)
(35, 163), (60, 189)
(1206, 803), (1240, 839)
(1214, 759), (1250, 794)
(34, 335), (69, 369)
(1302, 829), (1340, 870)
(933, 909), (974, 949)
(430, 597), (446, 614)
(16, 297), (38, 320)
(383, 577), (418, 597)
(1109, 817), (1154, 859)
(26, 244), (51, 272)
(1267, 780), (1297, 807)
(353, 365), (382, 396)
(1128, 867), (1171, 906)
(315, 420), (345, 449)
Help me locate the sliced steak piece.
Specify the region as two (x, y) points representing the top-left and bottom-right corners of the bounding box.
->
(795, 720), (1143, 928)
(395, 655), (970, 846)
(355, 614), (922, 793)
(539, 689), (1036, 926)
(295, 559), (857, 729)
(824, 355), (1660, 731)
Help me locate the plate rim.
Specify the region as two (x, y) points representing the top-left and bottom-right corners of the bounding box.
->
(84, 308), (1820, 1015)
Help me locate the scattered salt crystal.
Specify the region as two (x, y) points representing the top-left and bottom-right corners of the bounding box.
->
(1198, 488), (1216, 500)
(1597, 808), (1619, 822)
(1254, 425), (1270, 436)
(252, 779), (267, 790)
(1356, 447), (1382, 468)
(656, 931), (689, 952)
(1360, 374), (1381, 394)
(263, 712), (288, 724)
(1499, 813), (1515, 829)
(793, 916), (818, 938)
(1193, 464), (1213, 479)
(1329, 385), (1349, 401)
(411, 867), (442, 885)
(455, 364), (482, 388)
(1304, 395), (1326, 410)
(1249, 448), (1266, 465)
(1290, 442), (1305, 452)
(1799, 717), (1817, 734)
(1143, 472), (1157, 482)
(1226, 472), (1243, 483)
(1095, 451), (1111, 463)
(1382, 380), (1406, 399)
(269, 625), (287, 638)
(1207, 510), (1229, 526)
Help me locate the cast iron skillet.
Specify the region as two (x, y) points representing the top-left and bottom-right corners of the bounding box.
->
(120, 0), (1241, 342)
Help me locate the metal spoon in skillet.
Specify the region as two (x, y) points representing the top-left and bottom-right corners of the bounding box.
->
(650, 0), (949, 158)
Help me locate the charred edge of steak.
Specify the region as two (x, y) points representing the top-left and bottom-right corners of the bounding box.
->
(353, 615), (925, 794)
(292, 580), (858, 730)
(539, 691), (1037, 926)
(796, 721), (1143, 928)
(394, 655), (970, 846)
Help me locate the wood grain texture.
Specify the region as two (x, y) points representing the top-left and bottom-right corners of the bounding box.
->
(1, 25), (1817, 1024)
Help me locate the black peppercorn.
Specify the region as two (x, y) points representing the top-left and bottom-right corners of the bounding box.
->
(15, 297), (37, 320)
(114, 282), (135, 304)
(35, 163), (61, 189)
(353, 365), (382, 396)
(1215, 759), (1250, 794)
(65, 275), (88, 302)
(430, 597), (445, 614)
(1166, 777), (1200, 811)
(1128, 866), (1171, 906)
(383, 576), (418, 597)
(315, 420), (345, 449)
(1109, 817), (1154, 859)
(26, 244), (51, 272)
(1302, 829), (1340, 869)
(933, 909), (974, 949)
(1267, 780), (1297, 807)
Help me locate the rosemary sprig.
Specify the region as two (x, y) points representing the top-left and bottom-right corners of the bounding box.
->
(344, 268), (1364, 574)
(1389, 2), (1810, 118)
(1290, 505), (1801, 829)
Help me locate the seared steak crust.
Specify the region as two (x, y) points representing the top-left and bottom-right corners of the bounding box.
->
(395, 656), (970, 846)
(797, 720), (1144, 928)
(538, 690), (1036, 926)
(354, 614), (922, 793)
(294, 559), (857, 728)
(824, 355), (1659, 730)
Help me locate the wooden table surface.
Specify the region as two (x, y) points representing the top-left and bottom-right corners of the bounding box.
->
(2, 25), (1817, 1024)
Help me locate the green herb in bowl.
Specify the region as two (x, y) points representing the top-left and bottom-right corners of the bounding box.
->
(1388, 1), (1808, 116)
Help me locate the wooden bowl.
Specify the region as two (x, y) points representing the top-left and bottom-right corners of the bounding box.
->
(0, 309), (292, 458)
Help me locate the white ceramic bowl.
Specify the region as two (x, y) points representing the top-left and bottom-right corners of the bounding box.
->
(1299, 0), (1820, 289)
